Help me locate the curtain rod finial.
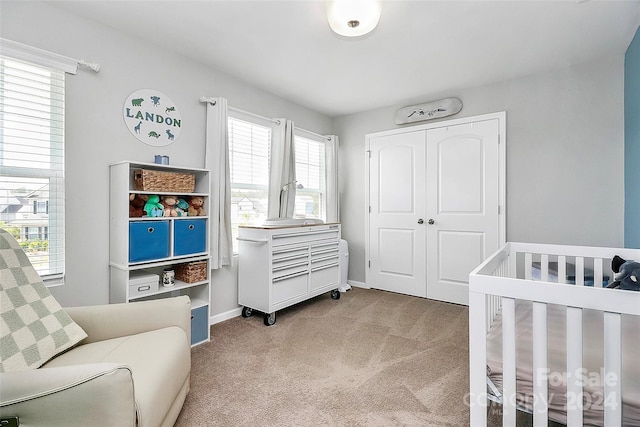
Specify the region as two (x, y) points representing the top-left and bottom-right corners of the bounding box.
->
(78, 59), (100, 73)
(200, 96), (216, 105)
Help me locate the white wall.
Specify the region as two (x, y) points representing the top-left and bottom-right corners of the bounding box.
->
(1, 2), (626, 314)
(334, 55), (625, 284)
(0, 1), (333, 314)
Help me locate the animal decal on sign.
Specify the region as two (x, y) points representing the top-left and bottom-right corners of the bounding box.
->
(123, 89), (182, 146)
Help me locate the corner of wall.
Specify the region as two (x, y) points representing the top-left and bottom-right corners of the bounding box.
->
(625, 25), (640, 248)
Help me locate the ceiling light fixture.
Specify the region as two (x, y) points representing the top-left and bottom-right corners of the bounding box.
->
(327, 0), (381, 37)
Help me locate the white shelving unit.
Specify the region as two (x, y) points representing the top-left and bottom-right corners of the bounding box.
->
(109, 161), (211, 346)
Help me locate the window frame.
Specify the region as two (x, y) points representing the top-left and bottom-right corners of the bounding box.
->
(227, 109), (273, 254)
(0, 43), (72, 286)
(293, 129), (329, 221)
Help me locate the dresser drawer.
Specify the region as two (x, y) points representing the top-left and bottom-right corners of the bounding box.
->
(190, 305), (209, 345)
(174, 219), (206, 256)
(129, 221), (170, 262)
(272, 271), (308, 304)
(271, 229), (340, 247)
(310, 264), (339, 291)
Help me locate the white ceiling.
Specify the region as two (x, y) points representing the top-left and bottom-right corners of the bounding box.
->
(50, 0), (640, 117)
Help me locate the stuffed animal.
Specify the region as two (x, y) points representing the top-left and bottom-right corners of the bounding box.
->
(144, 195), (164, 217)
(606, 255), (640, 291)
(175, 198), (189, 217)
(129, 194), (145, 218)
(160, 195), (179, 217)
(188, 196), (206, 216)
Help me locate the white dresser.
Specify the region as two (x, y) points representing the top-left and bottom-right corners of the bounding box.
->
(237, 223), (341, 325)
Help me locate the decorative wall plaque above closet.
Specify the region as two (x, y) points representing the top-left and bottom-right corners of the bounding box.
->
(395, 97), (462, 125)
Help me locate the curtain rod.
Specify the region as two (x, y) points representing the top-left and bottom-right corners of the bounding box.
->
(230, 106), (281, 126)
(199, 96), (331, 141)
(0, 38), (100, 73)
(200, 96), (280, 125)
(297, 127), (332, 142)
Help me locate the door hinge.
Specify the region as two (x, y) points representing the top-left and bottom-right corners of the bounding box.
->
(368, 260), (371, 268)
(369, 205), (371, 213)
(366, 150), (371, 158)
(498, 205), (501, 215)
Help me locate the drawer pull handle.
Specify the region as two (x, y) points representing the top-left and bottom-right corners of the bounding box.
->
(273, 270), (308, 282)
(236, 237), (269, 244)
(191, 315), (194, 320)
(312, 255), (339, 263)
(311, 263), (339, 272)
(272, 246), (308, 255)
(137, 285), (151, 292)
(189, 224), (195, 230)
(273, 261), (308, 272)
(147, 227), (154, 233)
(272, 230), (338, 239)
(273, 254), (308, 263)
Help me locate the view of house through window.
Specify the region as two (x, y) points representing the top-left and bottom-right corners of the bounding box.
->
(294, 135), (326, 220)
(228, 115), (271, 252)
(0, 56), (66, 282)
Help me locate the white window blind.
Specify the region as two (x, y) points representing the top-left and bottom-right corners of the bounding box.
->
(294, 135), (326, 220)
(0, 56), (65, 283)
(228, 115), (271, 252)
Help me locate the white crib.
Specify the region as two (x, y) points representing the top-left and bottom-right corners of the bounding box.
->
(469, 242), (640, 427)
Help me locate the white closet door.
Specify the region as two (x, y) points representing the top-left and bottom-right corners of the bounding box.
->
(368, 131), (427, 297)
(425, 119), (500, 305)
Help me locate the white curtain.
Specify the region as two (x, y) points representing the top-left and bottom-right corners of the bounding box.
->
(204, 97), (233, 268)
(325, 135), (340, 223)
(268, 119), (296, 218)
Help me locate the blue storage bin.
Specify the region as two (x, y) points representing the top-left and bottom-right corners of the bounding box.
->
(174, 219), (206, 256)
(129, 221), (170, 262)
(191, 305), (209, 345)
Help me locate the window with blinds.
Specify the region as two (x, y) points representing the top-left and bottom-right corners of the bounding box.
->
(0, 56), (65, 283)
(294, 135), (326, 220)
(228, 115), (271, 252)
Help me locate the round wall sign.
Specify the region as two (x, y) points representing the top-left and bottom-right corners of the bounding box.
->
(123, 89), (182, 146)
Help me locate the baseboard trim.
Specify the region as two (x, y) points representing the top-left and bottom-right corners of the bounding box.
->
(209, 307), (242, 326)
(348, 280), (368, 289)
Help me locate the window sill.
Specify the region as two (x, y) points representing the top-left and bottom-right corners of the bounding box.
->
(44, 276), (65, 288)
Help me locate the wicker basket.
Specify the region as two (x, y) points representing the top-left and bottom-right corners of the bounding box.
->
(174, 261), (207, 283)
(133, 169), (195, 193)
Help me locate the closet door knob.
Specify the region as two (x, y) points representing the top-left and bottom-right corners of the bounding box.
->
(428, 219), (435, 225)
(417, 219), (424, 224)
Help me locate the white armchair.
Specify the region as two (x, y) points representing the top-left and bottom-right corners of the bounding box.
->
(0, 229), (191, 427)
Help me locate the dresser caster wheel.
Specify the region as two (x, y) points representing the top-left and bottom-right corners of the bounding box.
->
(241, 306), (253, 318)
(331, 289), (340, 300)
(264, 313), (276, 326)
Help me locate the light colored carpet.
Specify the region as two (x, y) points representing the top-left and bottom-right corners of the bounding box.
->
(175, 287), (471, 426)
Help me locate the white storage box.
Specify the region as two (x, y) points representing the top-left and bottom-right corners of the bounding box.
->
(129, 271), (159, 298)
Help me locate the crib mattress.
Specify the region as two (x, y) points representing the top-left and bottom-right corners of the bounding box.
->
(486, 300), (640, 426)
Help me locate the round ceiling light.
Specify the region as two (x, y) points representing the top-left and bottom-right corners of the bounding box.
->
(327, 0), (381, 37)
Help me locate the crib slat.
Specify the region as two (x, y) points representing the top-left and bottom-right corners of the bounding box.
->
(575, 257), (585, 286)
(525, 253), (533, 280)
(532, 302), (548, 426)
(566, 306), (583, 427)
(558, 256), (567, 284)
(502, 298), (516, 427)
(540, 254), (549, 282)
(594, 258), (603, 288)
(603, 312), (622, 426)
